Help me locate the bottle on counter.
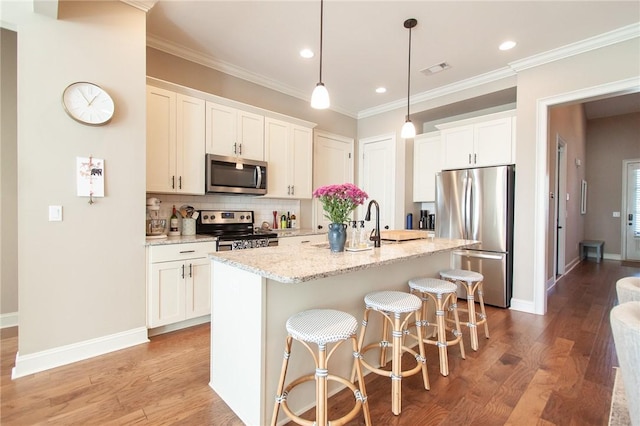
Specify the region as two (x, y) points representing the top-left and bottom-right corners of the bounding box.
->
(290, 212), (297, 228)
(286, 211), (291, 228)
(280, 214), (287, 230)
(350, 221), (358, 248)
(359, 220), (368, 247)
(170, 205), (179, 233)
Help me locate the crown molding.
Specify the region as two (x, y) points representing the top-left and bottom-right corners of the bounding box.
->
(121, 0), (157, 13)
(509, 22), (640, 72)
(147, 34), (356, 118)
(357, 67), (516, 119)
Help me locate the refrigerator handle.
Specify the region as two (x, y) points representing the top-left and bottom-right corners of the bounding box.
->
(464, 174), (472, 239)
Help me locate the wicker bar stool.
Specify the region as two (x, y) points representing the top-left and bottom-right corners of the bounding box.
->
(408, 277), (465, 376)
(616, 276), (640, 303)
(271, 309), (371, 426)
(351, 291), (429, 415)
(439, 269), (489, 351)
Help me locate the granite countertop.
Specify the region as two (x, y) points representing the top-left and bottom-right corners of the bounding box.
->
(145, 234), (217, 246)
(209, 238), (478, 283)
(273, 228), (327, 238)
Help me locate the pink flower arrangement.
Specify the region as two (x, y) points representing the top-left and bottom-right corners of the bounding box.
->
(313, 183), (369, 224)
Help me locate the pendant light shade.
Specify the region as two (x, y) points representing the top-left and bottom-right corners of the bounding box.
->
(311, 0), (329, 109)
(401, 18), (417, 139)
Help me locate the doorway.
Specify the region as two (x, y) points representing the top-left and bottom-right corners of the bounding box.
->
(622, 159), (640, 261)
(554, 136), (567, 277)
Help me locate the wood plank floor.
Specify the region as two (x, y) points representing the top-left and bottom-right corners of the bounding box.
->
(2, 260), (638, 425)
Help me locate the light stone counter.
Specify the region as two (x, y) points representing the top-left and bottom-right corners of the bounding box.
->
(208, 237), (478, 283)
(145, 234), (217, 246)
(209, 237), (477, 425)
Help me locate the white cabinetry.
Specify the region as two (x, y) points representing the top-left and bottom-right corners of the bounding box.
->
(146, 86), (205, 195)
(146, 241), (215, 329)
(265, 118), (313, 198)
(438, 111), (516, 170)
(205, 102), (265, 161)
(413, 132), (441, 202)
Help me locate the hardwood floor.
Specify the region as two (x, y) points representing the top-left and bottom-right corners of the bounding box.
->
(2, 260), (638, 425)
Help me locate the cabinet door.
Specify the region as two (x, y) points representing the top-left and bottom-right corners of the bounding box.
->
(185, 257), (211, 320)
(176, 94), (205, 195)
(359, 135), (395, 230)
(474, 117), (513, 167)
(147, 86), (177, 193)
(265, 118), (290, 198)
(237, 111), (265, 161)
(290, 125), (313, 198)
(442, 125), (474, 170)
(148, 260), (186, 327)
(205, 102), (236, 156)
(413, 133), (441, 202)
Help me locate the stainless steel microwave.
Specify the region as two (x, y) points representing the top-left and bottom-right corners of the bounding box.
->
(205, 154), (267, 195)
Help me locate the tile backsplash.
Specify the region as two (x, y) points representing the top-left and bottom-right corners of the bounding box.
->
(147, 194), (305, 229)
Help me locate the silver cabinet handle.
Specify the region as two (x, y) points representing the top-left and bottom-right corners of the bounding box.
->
(178, 176), (182, 189)
(179, 250), (195, 254)
(171, 176), (175, 189)
(238, 143), (242, 155)
(474, 153), (477, 164)
(189, 263), (193, 278)
(181, 264), (185, 279)
(291, 185), (294, 195)
(468, 154), (471, 164)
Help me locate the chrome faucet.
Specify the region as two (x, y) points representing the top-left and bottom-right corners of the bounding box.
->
(365, 199), (381, 247)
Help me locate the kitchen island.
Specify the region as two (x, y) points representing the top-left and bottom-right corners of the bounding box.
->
(209, 238), (478, 425)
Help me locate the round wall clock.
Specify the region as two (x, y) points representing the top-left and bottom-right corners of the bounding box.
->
(62, 82), (115, 126)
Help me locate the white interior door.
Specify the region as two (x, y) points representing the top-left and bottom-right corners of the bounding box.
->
(358, 134), (395, 233)
(313, 131), (354, 231)
(624, 160), (640, 261)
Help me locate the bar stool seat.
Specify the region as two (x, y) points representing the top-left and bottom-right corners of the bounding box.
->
(271, 309), (371, 426)
(408, 277), (465, 376)
(440, 269), (489, 351)
(352, 291), (429, 416)
(616, 276), (640, 303)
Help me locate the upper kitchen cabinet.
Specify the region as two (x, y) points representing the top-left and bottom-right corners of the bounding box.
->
(438, 110), (516, 170)
(413, 132), (441, 202)
(205, 102), (265, 161)
(147, 85), (205, 195)
(265, 118), (313, 199)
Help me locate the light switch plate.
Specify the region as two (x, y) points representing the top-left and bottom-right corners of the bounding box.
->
(613, 211), (621, 218)
(49, 205), (63, 221)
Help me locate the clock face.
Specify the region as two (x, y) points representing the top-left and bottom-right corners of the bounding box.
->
(62, 82), (115, 126)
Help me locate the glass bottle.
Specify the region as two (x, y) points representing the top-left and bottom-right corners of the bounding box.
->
(359, 220), (367, 247)
(170, 205), (179, 233)
(350, 221), (358, 248)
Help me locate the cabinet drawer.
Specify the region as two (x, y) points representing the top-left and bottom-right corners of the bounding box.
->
(278, 234), (327, 246)
(149, 242), (216, 263)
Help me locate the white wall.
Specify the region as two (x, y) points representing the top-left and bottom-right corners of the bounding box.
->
(5, 1), (147, 363)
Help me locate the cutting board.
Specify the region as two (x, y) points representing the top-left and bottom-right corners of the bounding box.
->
(380, 230), (431, 242)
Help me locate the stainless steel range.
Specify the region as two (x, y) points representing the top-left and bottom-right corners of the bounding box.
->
(196, 210), (278, 251)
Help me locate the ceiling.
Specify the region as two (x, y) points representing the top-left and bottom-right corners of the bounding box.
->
(146, 1), (640, 118)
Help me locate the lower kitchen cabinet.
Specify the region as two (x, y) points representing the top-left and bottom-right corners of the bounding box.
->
(277, 233), (327, 246)
(146, 241), (215, 329)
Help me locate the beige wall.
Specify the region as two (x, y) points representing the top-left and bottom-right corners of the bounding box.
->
(546, 104), (587, 281)
(147, 48), (357, 139)
(6, 1), (147, 355)
(1, 28), (18, 320)
(585, 112), (640, 253)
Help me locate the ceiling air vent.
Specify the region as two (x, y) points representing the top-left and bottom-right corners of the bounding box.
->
(421, 62), (451, 75)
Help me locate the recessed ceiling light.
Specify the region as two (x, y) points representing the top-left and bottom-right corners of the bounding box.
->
(499, 41), (516, 51)
(300, 48), (314, 59)
(375, 87), (387, 94)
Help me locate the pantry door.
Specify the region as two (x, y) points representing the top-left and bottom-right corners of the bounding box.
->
(358, 134), (396, 232)
(313, 131), (354, 231)
(623, 159), (640, 261)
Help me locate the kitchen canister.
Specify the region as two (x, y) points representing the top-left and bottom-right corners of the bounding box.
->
(182, 218), (196, 236)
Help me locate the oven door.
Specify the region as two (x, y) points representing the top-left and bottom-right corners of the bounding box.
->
(206, 154), (267, 195)
(217, 238), (278, 251)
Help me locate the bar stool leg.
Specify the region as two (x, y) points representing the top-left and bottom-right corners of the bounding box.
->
(464, 281), (480, 351)
(414, 309), (430, 391)
(271, 336), (293, 426)
(351, 309), (370, 383)
(391, 312), (402, 415)
(351, 336), (372, 426)
(434, 293), (449, 376)
(447, 293), (466, 361)
(477, 283), (490, 338)
(379, 315), (390, 367)
(316, 344), (327, 426)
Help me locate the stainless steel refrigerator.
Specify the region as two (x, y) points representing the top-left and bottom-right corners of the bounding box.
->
(436, 165), (515, 308)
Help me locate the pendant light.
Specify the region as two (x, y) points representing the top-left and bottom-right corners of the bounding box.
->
(311, 0), (330, 109)
(401, 18), (417, 139)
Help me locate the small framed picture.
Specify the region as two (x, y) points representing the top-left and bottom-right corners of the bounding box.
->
(77, 156), (104, 198)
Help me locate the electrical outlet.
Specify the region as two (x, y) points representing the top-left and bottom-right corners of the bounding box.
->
(49, 205), (63, 221)
(613, 211), (621, 218)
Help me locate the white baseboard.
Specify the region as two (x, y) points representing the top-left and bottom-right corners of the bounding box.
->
(604, 253), (621, 261)
(147, 315), (210, 337)
(11, 326), (149, 379)
(0, 312), (18, 329)
(510, 298), (537, 314)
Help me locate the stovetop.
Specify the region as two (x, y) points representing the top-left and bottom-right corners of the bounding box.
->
(196, 210), (277, 240)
